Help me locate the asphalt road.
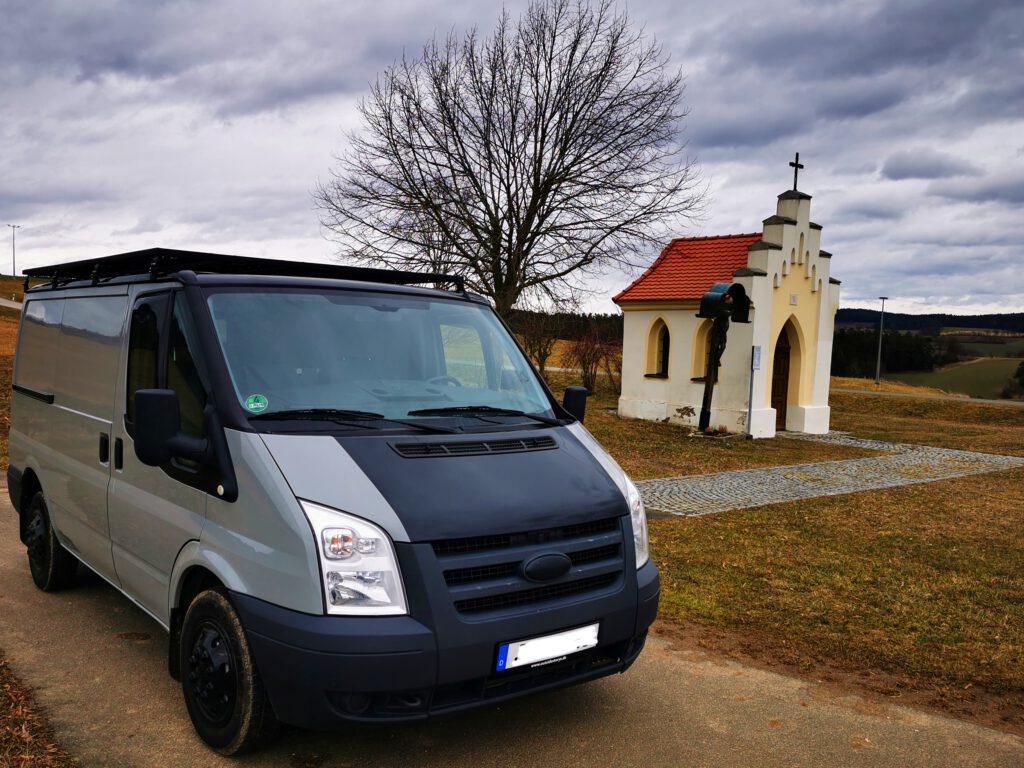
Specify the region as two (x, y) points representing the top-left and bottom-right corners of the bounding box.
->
(1, 499), (1022, 768)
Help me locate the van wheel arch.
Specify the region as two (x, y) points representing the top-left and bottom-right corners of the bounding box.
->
(17, 470), (43, 545)
(169, 566), (224, 680)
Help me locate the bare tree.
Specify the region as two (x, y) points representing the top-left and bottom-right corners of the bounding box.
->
(567, 325), (608, 393)
(516, 311), (562, 377)
(316, 0), (703, 317)
(600, 340), (622, 395)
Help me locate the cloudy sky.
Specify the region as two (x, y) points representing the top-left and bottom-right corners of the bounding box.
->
(1, 0), (1021, 314)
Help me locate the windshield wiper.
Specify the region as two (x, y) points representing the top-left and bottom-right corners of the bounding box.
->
(406, 405), (564, 426)
(250, 408), (458, 434)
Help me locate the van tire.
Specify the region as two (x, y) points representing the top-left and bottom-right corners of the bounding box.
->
(179, 589), (277, 755)
(24, 492), (78, 591)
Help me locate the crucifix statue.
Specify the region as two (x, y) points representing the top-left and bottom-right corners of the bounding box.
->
(790, 152), (804, 190)
(696, 283), (752, 432)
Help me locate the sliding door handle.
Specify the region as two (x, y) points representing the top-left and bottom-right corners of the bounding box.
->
(99, 433), (110, 464)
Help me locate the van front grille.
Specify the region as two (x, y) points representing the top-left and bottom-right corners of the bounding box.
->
(453, 574), (620, 614)
(431, 517), (625, 617)
(432, 517), (619, 556)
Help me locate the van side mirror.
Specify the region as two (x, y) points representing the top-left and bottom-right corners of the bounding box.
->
(562, 386), (589, 423)
(133, 389), (209, 467)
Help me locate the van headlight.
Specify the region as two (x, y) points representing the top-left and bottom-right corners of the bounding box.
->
(624, 478), (650, 568)
(300, 500), (408, 616)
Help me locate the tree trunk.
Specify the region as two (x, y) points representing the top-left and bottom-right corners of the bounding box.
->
(492, 289), (519, 320)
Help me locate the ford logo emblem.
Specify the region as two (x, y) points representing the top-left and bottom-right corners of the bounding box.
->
(522, 552), (572, 583)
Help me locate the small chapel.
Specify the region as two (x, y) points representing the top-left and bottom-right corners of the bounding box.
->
(613, 166), (840, 438)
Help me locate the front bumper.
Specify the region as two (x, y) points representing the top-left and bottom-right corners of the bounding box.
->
(232, 558), (659, 728)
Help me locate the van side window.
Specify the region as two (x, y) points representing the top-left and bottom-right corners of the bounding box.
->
(126, 294), (170, 427)
(167, 294), (208, 438)
(15, 299), (65, 395)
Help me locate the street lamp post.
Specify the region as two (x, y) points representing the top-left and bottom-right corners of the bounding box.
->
(7, 224), (21, 277)
(874, 296), (888, 385)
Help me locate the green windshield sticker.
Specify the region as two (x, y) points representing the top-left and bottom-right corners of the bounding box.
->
(244, 394), (269, 413)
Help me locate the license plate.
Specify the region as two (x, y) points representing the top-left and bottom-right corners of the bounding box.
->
(495, 623), (600, 672)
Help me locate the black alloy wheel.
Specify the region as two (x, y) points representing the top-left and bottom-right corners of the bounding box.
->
(179, 589), (277, 754)
(24, 491), (77, 591)
(185, 621), (238, 727)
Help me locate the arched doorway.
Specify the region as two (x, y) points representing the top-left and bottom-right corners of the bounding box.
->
(771, 328), (791, 431)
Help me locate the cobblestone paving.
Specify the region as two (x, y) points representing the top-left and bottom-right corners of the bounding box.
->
(638, 432), (1024, 518)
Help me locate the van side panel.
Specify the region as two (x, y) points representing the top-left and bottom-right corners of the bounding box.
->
(54, 295), (127, 580)
(11, 294), (127, 583)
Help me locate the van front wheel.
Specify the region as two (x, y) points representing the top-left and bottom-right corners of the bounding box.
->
(24, 492), (78, 591)
(180, 589), (277, 755)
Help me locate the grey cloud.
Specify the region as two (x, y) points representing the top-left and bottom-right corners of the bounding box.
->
(928, 172), (1024, 204)
(834, 201), (903, 221)
(679, 0), (1024, 153)
(951, 76), (1024, 122)
(0, 186), (120, 220)
(814, 78), (910, 121)
(0, 0), (478, 119)
(691, 110), (797, 150)
(708, 0), (1019, 82)
(881, 148), (982, 180)
(112, 218), (164, 237)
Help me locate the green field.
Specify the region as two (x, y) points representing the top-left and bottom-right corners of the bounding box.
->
(949, 337), (1024, 358)
(889, 357), (1021, 399)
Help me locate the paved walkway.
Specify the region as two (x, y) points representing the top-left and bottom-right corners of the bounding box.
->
(639, 432), (1024, 518)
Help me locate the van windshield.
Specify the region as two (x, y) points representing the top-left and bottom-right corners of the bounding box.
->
(205, 288), (556, 423)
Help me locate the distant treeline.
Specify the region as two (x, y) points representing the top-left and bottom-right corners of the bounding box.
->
(837, 309), (1024, 333)
(831, 328), (959, 376)
(506, 310), (623, 341)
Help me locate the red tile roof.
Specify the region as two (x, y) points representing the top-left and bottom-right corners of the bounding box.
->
(613, 233), (763, 303)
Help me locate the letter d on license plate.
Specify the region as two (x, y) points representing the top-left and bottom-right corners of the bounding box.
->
(495, 623), (600, 672)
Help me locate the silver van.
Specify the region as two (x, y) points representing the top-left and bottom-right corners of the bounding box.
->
(8, 248), (659, 754)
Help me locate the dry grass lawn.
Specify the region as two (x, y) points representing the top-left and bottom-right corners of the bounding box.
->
(831, 391), (1024, 457)
(0, 356), (11, 472)
(652, 470), (1024, 695)
(830, 375), (957, 396)
(0, 276), (45, 305)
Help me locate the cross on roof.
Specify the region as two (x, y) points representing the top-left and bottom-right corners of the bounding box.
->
(789, 152), (804, 190)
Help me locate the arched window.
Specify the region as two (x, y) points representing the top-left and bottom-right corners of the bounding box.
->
(645, 318), (670, 378)
(691, 318), (712, 379)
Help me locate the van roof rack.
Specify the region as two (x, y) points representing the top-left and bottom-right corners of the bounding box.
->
(23, 247), (466, 293)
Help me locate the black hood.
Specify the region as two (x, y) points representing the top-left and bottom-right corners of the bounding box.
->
(336, 427), (628, 541)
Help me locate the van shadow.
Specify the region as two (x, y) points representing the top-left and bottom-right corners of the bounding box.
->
(264, 680), (620, 768)
(60, 563), (631, 768)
